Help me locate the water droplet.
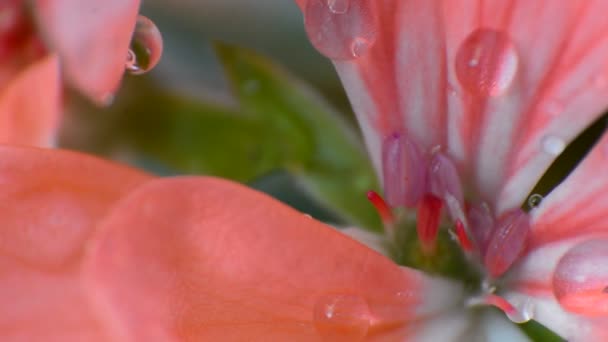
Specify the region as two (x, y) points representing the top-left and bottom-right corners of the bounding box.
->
(313, 294), (371, 342)
(527, 194), (543, 209)
(553, 239), (608, 316)
(350, 37), (370, 58)
(541, 135), (566, 156)
(304, 0), (376, 60)
(455, 29), (518, 96)
(125, 15), (163, 75)
(327, 0), (350, 14)
(505, 299), (534, 323)
(381, 132), (426, 207)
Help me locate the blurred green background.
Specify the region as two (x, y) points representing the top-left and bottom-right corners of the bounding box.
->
(59, 0), (381, 230)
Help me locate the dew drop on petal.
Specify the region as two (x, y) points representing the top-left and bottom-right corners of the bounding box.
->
(484, 209), (530, 278)
(455, 28), (518, 96)
(527, 193), (543, 209)
(553, 239), (608, 316)
(541, 135), (566, 156)
(327, 0), (350, 14)
(125, 15), (163, 75)
(304, 0), (376, 60)
(381, 132), (426, 208)
(313, 294), (371, 342)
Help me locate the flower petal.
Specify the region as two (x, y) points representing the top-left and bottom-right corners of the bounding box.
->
(529, 132), (608, 248)
(33, 0), (140, 104)
(301, 0), (608, 212)
(85, 177), (462, 341)
(0, 146), (150, 340)
(0, 54), (60, 147)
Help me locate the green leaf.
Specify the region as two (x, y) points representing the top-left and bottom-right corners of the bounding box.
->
(215, 43), (381, 230)
(64, 44), (381, 230)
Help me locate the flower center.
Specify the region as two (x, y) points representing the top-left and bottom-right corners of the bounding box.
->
(369, 131), (535, 321)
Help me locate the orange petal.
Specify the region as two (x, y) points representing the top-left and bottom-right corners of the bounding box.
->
(85, 177), (461, 341)
(0, 146), (151, 340)
(33, 0), (140, 104)
(0, 54), (60, 146)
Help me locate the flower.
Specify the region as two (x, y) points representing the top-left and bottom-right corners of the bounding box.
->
(292, 0), (608, 340)
(3, 1), (608, 342)
(0, 0), (162, 146)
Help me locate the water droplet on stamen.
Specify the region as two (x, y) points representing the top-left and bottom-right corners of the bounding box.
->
(455, 28), (518, 96)
(304, 0), (376, 60)
(541, 135), (566, 156)
(527, 194), (543, 209)
(125, 15), (163, 75)
(313, 294), (371, 342)
(327, 0), (350, 14)
(553, 239), (608, 316)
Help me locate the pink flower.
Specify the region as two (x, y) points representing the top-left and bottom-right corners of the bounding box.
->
(0, 0), (161, 146)
(2, 0), (608, 341)
(292, 0), (608, 339)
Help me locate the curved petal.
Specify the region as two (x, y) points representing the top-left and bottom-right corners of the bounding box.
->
(0, 54), (60, 147)
(84, 177), (462, 341)
(529, 132), (608, 248)
(33, 0), (140, 104)
(501, 133), (608, 340)
(0, 146), (151, 340)
(502, 240), (608, 341)
(300, 0), (608, 212)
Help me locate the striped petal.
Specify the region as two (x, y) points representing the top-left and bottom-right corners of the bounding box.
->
(85, 177), (462, 341)
(297, 0), (608, 213)
(502, 132), (608, 340)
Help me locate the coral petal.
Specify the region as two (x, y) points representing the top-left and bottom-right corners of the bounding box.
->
(34, 0), (140, 104)
(85, 177), (457, 341)
(0, 54), (60, 146)
(0, 146), (150, 340)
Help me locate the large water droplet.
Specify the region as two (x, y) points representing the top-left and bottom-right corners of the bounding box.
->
(553, 239), (608, 316)
(541, 135), (566, 156)
(125, 15), (163, 75)
(313, 294), (371, 342)
(304, 0), (376, 60)
(381, 132), (426, 208)
(455, 28), (518, 96)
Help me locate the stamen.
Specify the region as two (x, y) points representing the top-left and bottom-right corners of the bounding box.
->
(484, 209), (530, 278)
(454, 219), (473, 252)
(366, 190), (395, 236)
(416, 194), (443, 255)
(467, 294), (533, 323)
(381, 132), (425, 207)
